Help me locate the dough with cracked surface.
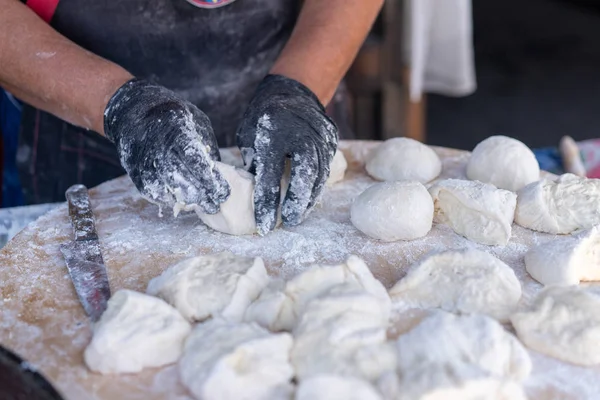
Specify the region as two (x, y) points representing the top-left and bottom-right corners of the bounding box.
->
(147, 252), (269, 322)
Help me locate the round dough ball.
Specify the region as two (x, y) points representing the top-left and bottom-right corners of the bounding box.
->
(466, 136), (539, 192)
(327, 150), (348, 186)
(351, 181), (433, 241)
(365, 138), (442, 183)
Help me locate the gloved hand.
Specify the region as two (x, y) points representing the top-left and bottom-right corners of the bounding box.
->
(104, 79), (230, 214)
(237, 74), (338, 235)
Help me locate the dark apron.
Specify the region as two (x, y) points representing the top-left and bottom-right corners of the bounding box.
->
(17, 0), (351, 204)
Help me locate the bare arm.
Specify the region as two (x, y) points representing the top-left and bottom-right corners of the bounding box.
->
(271, 0), (384, 106)
(0, 0), (133, 135)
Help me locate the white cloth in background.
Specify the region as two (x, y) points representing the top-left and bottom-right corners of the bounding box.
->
(404, 0), (476, 101)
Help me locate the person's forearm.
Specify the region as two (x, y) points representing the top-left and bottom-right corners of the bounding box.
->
(271, 0), (383, 106)
(0, 0), (133, 135)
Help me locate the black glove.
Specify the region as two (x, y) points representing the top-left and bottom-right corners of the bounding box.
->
(237, 74), (338, 235)
(104, 79), (230, 214)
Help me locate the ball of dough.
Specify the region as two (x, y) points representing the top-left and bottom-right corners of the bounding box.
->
(389, 249), (522, 322)
(525, 226), (600, 286)
(297, 375), (383, 400)
(84, 290), (191, 374)
(511, 286), (600, 366)
(466, 135), (539, 192)
(365, 138), (442, 183)
(326, 150), (348, 186)
(147, 252), (269, 322)
(351, 181), (433, 241)
(516, 173), (600, 234)
(429, 179), (517, 245)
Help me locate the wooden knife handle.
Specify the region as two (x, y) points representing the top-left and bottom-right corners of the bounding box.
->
(65, 184), (98, 242)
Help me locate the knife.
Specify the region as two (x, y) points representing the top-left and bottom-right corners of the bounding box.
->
(60, 184), (111, 322)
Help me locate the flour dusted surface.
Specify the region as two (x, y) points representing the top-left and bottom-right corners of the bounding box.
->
(1, 141), (600, 399)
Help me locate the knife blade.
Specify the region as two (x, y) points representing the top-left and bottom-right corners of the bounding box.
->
(60, 184), (110, 322)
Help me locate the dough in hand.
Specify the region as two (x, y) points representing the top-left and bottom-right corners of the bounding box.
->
(365, 137), (442, 183)
(193, 162), (257, 235)
(389, 249), (521, 322)
(84, 290), (191, 374)
(147, 252), (269, 322)
(525, 226), (600, 286)
(466, 136), (539, 192)
(296, 375), (383, 400)
(429, 179), (517, 245)
(511, 286), (600, 366)
(179, 318), (294, 400)
(245, 256), (390, 332)
(515, 173), (600, 234)
(393, 311), (530, 400)
(326, 150), (348, 186)
(351, 181), (433, 241)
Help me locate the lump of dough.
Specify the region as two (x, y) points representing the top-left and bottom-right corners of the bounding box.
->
(147, 252), (269, 322)
(365, 137), (442, 183)
(429, 179), (517, 245)
(525, 226), (600, 286)
(511, 286), (600, 366)
(245, 256), (390, 331)
(193, 162), (257, 235)
(351, 181), (433, 241)
(515, 173), (600, 234)
(291, 283), (395, 382)
(296, 375), (383, 400)
(326, 150), (348, 186)
(389, 249), (521, 322)
(84, 290), (191, 374)
(466, 135), (539, 192)
(393, 311), (530, 400)
(179, 318), (294, 400)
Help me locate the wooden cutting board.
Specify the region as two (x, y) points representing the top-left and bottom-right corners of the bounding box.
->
(0, 140), (598, 399)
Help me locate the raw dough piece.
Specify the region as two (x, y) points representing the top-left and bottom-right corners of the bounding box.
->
(147, 252), (269, 322)
(291, 284), (395, 382)
(389, 249), (521, 322)
(84, 290), (191, 374)
(393, 312), (530, 400)
(296, 375), (383, 400)
(515, 173), (600, 234)
(525, 226), (600, 285)
(466, 135), (539, 192)
(193, 162), (257, 235)
(365, 137), (442, 183)
(326, 150), (348, 186)
(351, 181), (433, 241)
(511, 286), (600, 366)
(429, 179), (517, 245)
(245, 256), (390, 331)
(179, 318), (294, 400)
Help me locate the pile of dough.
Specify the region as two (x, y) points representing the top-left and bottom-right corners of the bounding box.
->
(389, 249), (521, 322)
(326, 150), (348, 186)
(392, 311), (530, 400)
(84, 290), (191, 374)
(365, 137), (442, 183)
(296, 375), (382, 400)
(511, 286), (600, 366)
(525, 226), (600, 285)
(291, 284), (395, 382)
(245, 256), (390, 332)
(466, 135), (539, 192)
(515, 173), (600, 234)
(147, 252), (269, 322)
(179, 318), (294, 400)
(429, 179), (517, 245)
(351, 181), (433, 241)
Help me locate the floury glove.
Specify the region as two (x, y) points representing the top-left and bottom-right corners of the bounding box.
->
(236, 74), (339, 236)
(104, 79), (230, 214)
